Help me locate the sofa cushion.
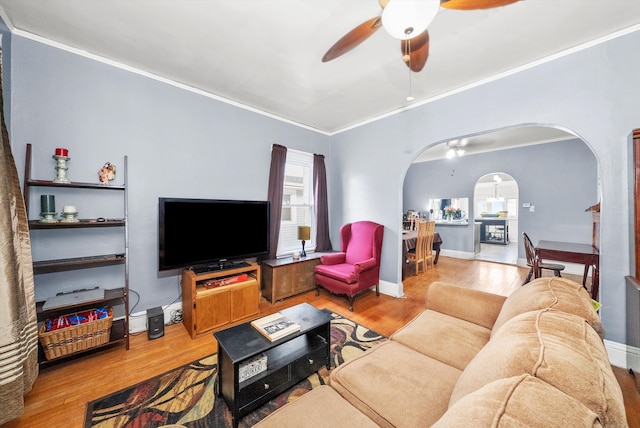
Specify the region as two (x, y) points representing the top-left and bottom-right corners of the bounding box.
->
(425, 281), (507, 330)
(252, 385), (379, 428)
(391, 309), (492, 371)
(449, 310), (626, 427)
(434, 374), (602, 428)
(329, 340), (461, 428)
(492, 277), (602, 337)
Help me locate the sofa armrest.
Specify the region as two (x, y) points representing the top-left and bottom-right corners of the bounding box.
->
(425, 281), (506, 330)
(321, 252), (346, 265)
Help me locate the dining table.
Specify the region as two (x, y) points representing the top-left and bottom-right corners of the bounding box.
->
(534, 240), (600, 300)
(402, 230), (443, 279)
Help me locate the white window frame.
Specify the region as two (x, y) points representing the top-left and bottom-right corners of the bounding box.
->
(277, 149), (315, 257)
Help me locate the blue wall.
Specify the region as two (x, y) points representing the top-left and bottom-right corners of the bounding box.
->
(330, 30), (640, 345)
(0, 18), (11, 127)
(5, 25), (640, 346)
(404, 138), (598, 255)
(8, 35), (329, 315)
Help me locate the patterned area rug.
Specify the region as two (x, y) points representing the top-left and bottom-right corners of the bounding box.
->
(85, 310), (386, 427)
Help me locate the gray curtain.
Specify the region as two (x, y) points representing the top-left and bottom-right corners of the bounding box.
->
(313, 153), (332, 251)
(0, 57), (39, 424)
(267, 144), (287, 259)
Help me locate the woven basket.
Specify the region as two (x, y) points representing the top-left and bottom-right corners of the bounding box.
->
(39, 307), (113, 360)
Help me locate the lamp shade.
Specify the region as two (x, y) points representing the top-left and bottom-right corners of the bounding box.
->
(381, 0), (440, 40)
(298, 226), (311, 241)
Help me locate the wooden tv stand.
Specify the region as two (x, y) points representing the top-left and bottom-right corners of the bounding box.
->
(181, 262), (260, 338)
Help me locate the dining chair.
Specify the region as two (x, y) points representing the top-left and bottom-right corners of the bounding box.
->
(522, 232), (565, 284)
(423, 220), (436, 270)
(407, 219), (428, 275)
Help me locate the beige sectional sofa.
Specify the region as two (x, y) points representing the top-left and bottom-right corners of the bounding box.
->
(254, 277), (627, 427)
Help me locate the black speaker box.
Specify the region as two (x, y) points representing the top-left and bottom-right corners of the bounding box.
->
(147, 306), (165, 340)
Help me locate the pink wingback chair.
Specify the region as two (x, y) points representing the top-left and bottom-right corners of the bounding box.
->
(315, 221), (384, 311)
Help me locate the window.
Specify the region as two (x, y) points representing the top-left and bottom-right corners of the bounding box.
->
(277, 149), (315, 257)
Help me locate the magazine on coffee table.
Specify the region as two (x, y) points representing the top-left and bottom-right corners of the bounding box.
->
(251, 312), (300, 341)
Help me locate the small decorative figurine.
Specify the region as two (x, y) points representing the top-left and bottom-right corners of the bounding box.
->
(98, 162), (116, 185)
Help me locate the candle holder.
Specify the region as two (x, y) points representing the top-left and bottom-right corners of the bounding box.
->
(60, 211), (79, 223)
(40, 212), (58, 223)
(61, 205), (79, 223)
(53, 155), (70, 183)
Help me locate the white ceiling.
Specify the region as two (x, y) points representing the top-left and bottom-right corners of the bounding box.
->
(412, 124), (577, 162)
(0, 0), (639, 140)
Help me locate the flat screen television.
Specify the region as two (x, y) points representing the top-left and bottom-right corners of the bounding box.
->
(158, 198), (270, 272)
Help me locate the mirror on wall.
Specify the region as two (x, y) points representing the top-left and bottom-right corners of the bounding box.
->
(427, 198), (469, 222)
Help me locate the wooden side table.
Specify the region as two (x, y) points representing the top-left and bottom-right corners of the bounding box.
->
(261, 253), (329, 303)
(534, 240), (599, 299)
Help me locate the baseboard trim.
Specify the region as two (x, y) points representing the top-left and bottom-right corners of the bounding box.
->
(129, 301), (183, 333)
(605, 339), (640, 371)
(441, 249), (475, 260)
(379, 280), (403, 298)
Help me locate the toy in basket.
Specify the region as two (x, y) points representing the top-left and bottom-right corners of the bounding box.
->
(38, 307), (113, 360)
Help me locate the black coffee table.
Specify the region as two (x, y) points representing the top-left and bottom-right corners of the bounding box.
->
(214, 303), (332, 428)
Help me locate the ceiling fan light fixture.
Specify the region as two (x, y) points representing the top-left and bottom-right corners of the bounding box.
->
(381, 0), (441, 40)
(445, 139), (466, 158)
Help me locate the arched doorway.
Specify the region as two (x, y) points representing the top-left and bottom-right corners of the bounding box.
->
(473, 172), (519, 264)
(402, 124), (597, 274)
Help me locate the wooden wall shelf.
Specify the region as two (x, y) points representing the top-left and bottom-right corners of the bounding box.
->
(33, 254), (126, 274)
(29, 219), (125, 229)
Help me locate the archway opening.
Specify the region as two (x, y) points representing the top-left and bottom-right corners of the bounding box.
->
(473, 172), (519, 264)
(402, 124), (599, 279)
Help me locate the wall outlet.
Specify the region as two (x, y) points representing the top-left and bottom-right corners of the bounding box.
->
(522, 202), (531, 208)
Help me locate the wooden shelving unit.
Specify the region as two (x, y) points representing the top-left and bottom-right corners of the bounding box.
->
(23, 143), (130, 368)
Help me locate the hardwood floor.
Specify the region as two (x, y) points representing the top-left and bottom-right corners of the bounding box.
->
(5, 257), (639, 427)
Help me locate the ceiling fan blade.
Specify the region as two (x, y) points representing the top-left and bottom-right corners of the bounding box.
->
(322, 16), (382, 62)
(440, 0), (519, 10)
(401, 30), (429, 72)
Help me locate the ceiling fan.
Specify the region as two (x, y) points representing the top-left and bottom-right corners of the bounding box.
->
(322, 0), (520, 72)
(445, 136), (495, 158)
